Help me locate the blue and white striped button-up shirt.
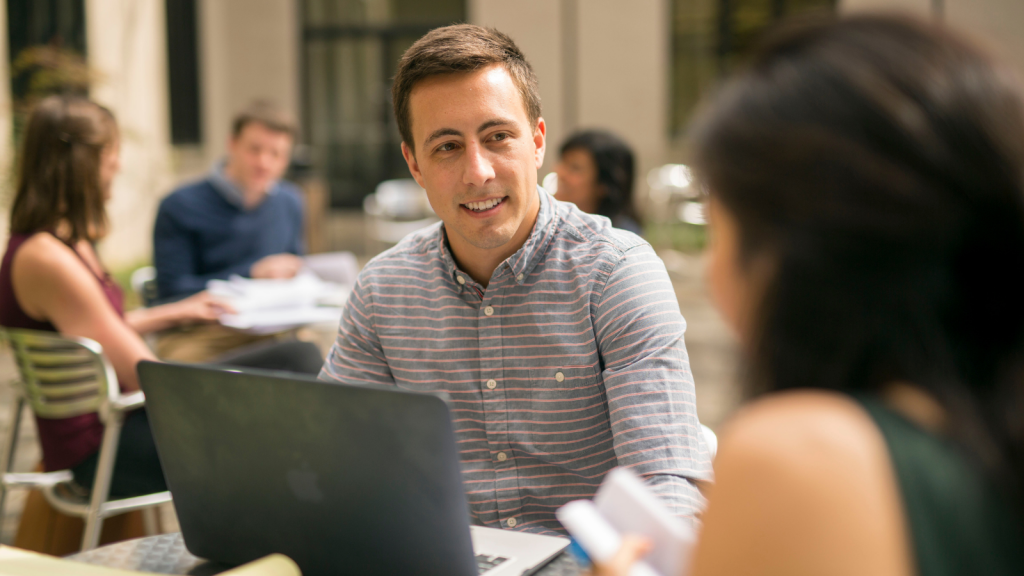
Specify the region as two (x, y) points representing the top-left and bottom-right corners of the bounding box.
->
(320, 187), (712, 535)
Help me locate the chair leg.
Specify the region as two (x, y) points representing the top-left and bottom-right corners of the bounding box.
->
(80, 412), (124, 551)
(0, 397), (25, 542)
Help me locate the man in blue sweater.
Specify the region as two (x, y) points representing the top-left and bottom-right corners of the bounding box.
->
(154, 101), (304, 300)
(152, 101), (305, 360)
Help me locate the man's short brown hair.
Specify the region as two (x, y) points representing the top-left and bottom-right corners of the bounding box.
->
(232, 100), (298, 139)
(392, 24), (541, 151)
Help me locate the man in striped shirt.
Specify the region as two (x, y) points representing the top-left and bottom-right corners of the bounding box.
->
(319, 24), (712, 535)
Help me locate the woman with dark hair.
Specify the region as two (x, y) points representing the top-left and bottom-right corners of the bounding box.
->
(554, 130), (642, 234)
(0, 96), (322, 501)
(595, 15), (1024, 576)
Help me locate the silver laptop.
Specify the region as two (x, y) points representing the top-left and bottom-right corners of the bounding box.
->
(137, 361), (567, 576)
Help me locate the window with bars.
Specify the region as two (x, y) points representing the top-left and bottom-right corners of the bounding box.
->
(301, 0), (465, 207)
(166, 0), (202, 145)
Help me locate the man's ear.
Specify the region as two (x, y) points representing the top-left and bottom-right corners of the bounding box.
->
(533, 117), (547, 169)
(402, 142), (427, 189)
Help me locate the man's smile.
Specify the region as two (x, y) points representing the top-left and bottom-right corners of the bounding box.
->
(461, 195), (508, 215)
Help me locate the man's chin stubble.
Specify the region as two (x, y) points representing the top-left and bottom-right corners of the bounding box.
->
(456, 226), (517, 252)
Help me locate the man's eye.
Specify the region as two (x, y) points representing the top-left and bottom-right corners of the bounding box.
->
(438, 142), (458, 152)
(493, 133), (509, 141)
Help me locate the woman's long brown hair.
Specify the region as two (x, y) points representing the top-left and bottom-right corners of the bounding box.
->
(10, 95), (116, 243)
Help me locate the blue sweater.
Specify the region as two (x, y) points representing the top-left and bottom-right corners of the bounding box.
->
(153, 178), (304, 300)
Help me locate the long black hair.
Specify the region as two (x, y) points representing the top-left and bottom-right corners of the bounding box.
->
(560, 130), (641, 226)
(691, 15), (1024, 506)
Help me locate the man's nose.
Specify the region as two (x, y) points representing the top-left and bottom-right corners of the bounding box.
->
(463, 142), (496, 187)
(256, 149), (276, 167)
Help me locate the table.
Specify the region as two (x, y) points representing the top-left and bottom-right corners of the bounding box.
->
(67, 532), (586, 575)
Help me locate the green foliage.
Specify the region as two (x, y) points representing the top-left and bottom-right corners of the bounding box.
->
(3, 45), (97, 207)
(10, 45), (96, 144)
(644, 221), (708, 254)
(109, 261), (151, 312)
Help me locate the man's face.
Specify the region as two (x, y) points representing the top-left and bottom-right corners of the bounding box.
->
(226, 122), (293, 195)
(402, 65), (546, 257)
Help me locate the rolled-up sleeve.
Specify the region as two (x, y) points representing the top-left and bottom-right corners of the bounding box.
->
(594, 243), (713, 523)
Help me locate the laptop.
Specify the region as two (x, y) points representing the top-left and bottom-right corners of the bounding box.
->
(137, 361), (568, 576)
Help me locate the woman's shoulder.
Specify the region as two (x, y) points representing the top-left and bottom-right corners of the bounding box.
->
(12, 232), (97, 292)
(713, 390), (895, 507)
(693, 390), (912, 575)
(14, 232), (80, 272)
(716, 390), (899, 501)
(721, 390), (882, 461)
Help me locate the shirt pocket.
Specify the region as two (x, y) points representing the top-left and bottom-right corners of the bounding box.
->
(527, 362), (604, 421)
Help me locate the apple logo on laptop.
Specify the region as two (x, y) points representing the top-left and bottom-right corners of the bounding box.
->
(287, 463), (324, 503)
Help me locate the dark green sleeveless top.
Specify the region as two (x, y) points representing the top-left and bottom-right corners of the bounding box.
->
(857, 398), (1024, 576)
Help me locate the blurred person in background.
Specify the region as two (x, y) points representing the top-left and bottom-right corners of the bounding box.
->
(595, 14), (1024, 576)
(0, 96), (322, 505)
(554, 130), (642, 234)
(152, 100), (306, 361)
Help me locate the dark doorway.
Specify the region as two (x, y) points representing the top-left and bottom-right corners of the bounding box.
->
(301, 0), (466, 208)
(166, 0), (202, 145)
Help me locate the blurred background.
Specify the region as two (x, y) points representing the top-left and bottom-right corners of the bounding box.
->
(0, 0), (1021, 437)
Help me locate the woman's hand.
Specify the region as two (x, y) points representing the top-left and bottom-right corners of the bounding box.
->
(166, 291), (236, 323)
(125, 291), (237, 335)
(587, 536), (652, 576)
(250, 253), (304, 279)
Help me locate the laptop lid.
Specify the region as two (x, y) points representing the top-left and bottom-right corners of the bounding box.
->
(137, 361), (478, 576)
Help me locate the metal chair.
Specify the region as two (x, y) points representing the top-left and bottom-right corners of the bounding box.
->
(362, 179), (439, 252)
(0, 328), (172, 551)
(129, 266), (159, 307)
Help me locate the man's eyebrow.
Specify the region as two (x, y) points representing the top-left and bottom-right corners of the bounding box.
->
(478, 118), (516, 133)
(423, 128), (462, 147)
(422, 118), (518, 148)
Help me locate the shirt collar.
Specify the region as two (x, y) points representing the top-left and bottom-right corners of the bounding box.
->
(437, 185), (559, 288)
(209, 160), (279, 210)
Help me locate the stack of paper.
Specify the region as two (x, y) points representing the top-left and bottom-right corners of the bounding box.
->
(209, 272), (348, 334)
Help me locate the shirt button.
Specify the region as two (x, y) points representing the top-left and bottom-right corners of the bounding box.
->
(484, 306), (494, 316)
(506, 517), (517, 528)
(555, 371), (565, 383)
(456, 276), (466, 285)
(516, 273), (524, 282)
(486, 379), (497, 389)
(497, 452), (507, 462)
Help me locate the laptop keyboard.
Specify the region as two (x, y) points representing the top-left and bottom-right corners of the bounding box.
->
(476, 553), (510, 574)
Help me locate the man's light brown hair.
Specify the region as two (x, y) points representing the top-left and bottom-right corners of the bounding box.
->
(232, 100), (298, 139)
(392, 24), (541, 152)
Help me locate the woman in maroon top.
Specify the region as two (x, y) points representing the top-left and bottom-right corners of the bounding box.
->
(0, 96), (236, 496)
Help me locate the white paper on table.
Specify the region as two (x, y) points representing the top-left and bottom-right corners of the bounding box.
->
(207, 273), (332, 312)
(218, 306), (344, 332)
(208, 272), (350, 332)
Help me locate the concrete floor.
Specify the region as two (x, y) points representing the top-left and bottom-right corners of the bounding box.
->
(0, 210), (742, 546)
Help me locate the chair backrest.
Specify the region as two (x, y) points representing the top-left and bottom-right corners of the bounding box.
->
(363, 179), (439, 245)
(366, 179), (434, 220)
(1, 328), (118, 420)
(129, 266), (159, 307)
